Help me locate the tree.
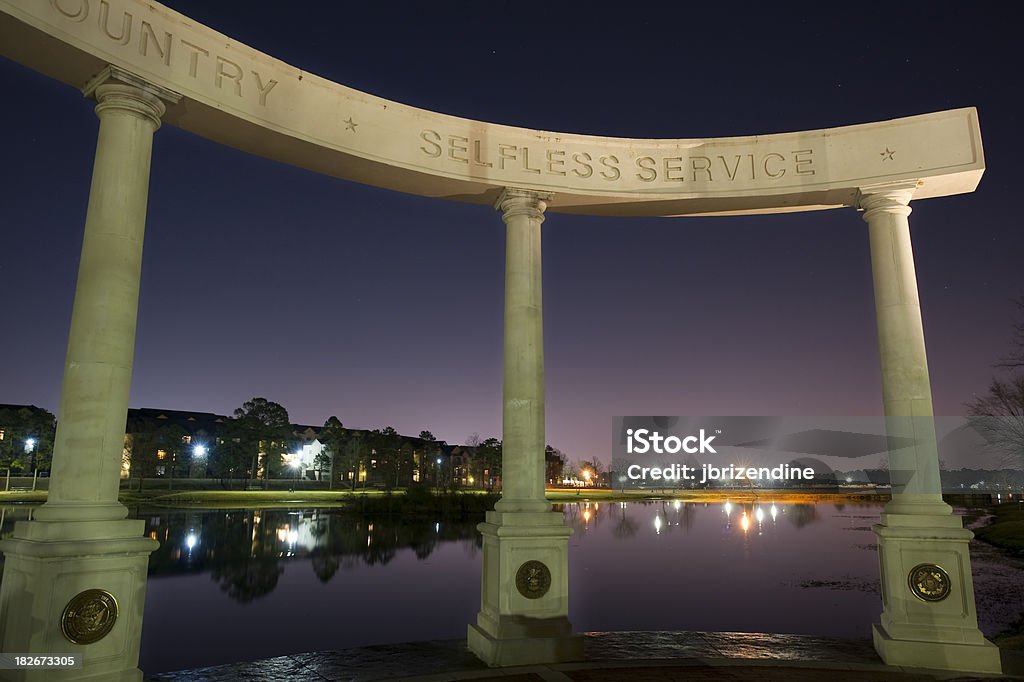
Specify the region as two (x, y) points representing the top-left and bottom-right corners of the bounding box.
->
(0, 405), (56, 472)
(967, 295), (1024, 469)
(474, 437), (502, 491)
(231, 397), (292, 488)
(374, 426), (412, 489)
(545, 445), (567, 485)
(996, 293), (1024, 370)
(125, 420), (188, 489)
(320, 416), (348, 489)
(212, 419), (256, 487)
(967, 377), (1024, 469)
(418, 430), (441, 486)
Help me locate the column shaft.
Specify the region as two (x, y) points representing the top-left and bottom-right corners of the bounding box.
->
(34, 81), (166, 523)
(495, 189), (551, 513)
(860, 187), (946, 514)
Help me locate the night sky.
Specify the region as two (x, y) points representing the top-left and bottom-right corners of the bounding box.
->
(0, 3), (1020, 463)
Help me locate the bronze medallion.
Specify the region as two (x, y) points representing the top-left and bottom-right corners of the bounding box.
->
(908, 563), (951, 602)
(515, 560), (551, 599)
(60, 589), (119, 645)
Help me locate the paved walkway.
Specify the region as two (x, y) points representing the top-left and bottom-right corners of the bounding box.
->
(147, 631), (1024, 681)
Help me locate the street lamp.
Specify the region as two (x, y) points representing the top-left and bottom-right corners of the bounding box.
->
(24, 438), (38, 490)
(191, 443), (208, 480)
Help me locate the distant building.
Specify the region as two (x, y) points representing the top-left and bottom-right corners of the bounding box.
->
(123, 408), (229, 479)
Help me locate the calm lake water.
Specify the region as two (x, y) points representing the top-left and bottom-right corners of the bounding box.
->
(1, 499), (1018, 675)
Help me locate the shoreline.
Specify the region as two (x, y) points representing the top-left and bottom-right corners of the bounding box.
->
(0, 487), (1006, 509)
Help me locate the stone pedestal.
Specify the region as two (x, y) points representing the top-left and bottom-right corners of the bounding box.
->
(0, 521), (157, 682)
(872, 513), (1000, 673)
(0, 66), (177, 682)
(860, 186), (1000, 674)
(468, 511), (581, 666)
(468, 189), (582, 666)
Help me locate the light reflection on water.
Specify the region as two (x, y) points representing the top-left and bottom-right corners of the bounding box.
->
(0, 501), (888, 674)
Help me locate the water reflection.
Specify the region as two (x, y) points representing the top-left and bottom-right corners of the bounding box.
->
(559, 499), (828, 541)
(0, 500), (897, 674)
(141, 509), (481, 603)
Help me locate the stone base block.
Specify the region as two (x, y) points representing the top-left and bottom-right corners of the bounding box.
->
(873, 514), (1001, 675)
(469, 509), (583, 667)
(0, 519), (157, 682)
(468, 615), (583, 667)
(873, 623), (1002, 674)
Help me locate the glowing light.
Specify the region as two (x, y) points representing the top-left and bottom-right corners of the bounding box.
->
(193, 444), (207, 458)
(287, 530), (298, 544)
(583, 509), (591, 523)
(436, 457), (442, 464)
(770, 504), (778, 520)
(276, 528), (288, 542)
(185, 533), (197, 550)
(435, 522), (440, 533)
(724, 501), (733, 516)
(740, 512), (750, 533)
(755, 507), (764, 523)
(654, 515), (663, 534)
(24, 438), (36, 453)
(673, 500), (681, 511)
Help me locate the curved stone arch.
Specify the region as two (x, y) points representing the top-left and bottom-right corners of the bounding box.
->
(0, 0), (982, 215)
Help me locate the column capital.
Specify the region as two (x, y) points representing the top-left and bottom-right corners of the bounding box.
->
(82, 66), (181, 129)
(856, 183), (917, 221)
(495, 187), (554, 221)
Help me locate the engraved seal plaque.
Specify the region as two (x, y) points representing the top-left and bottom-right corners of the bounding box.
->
(908, 563), (951, 602)
(515, 560), (551, 599)
(60, 589), (119, 644)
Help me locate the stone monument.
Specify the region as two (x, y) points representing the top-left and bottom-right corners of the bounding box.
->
(0, 0), (999, 676)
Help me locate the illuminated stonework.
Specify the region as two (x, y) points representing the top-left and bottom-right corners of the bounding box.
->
(0, 0), (1000, 676)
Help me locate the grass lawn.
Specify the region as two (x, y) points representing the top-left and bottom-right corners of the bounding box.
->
(545, 487), (890, 504)
(0, 491), (46, 503)
(975, 502), (1024, 554)
(0, 487), (892, 509)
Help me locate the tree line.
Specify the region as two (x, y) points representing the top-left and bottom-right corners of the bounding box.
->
(123, 396), (518, 491)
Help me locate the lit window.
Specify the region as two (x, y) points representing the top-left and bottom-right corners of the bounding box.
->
(182, 435), (192, 444)
(157, 450), (167, 460)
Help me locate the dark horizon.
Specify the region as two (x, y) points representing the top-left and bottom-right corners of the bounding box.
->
(1, 3), (1021, 462)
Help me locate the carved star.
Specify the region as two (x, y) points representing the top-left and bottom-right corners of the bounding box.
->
(880, 147), (895, 161)
(344, 117), (358, 132)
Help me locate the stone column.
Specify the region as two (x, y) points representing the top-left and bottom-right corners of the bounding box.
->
(861, 186), (947, 516)
(495, 188), (551, 513)
(0, 66), (178, 682)
(468, 188), (582, 667)
(35, 68), (175, 523)
(859, 184), (1000, 674)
